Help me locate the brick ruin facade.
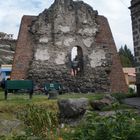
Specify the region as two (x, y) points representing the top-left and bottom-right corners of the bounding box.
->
(130, 0), (140, 95)
(11, 0), (128, 93)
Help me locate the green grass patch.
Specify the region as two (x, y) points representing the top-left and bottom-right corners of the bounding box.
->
(0, 92), (103, 115)
(101, 103), (136, 112)
(0, 91), (140, 139)
(111, 92), (137, 103)
(0, 91), (58, 120)
(58, 93), (104, 100)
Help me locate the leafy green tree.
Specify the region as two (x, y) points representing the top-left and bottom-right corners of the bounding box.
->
(119, 45), (135, 67)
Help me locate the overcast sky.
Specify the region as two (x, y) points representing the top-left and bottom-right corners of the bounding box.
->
(0, 0), (133, 52)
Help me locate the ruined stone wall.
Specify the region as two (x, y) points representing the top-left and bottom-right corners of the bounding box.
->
(11, 0), (128, 93)
(27, 0), (112, 93)
(130, 0), (140, 95)
(0, 39), (16, 65)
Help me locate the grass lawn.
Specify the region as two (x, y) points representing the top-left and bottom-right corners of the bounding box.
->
(0, 91), (105, 116)
(0, 91), (104, 108)
(0, 90), (105, 136)
(58, 92), (104, 100)
(0, 90), (135, 123)
(0, 90), (135, 113)
(0, 91), (57, 115)
(0, 90), (140, 139)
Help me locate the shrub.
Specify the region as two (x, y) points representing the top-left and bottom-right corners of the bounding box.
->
(128, 87), (135, 94)
(20, 104), (60, 140)
(111, 93), (137, 103)
(70, 111), (140, 140)
(111, 93), (127, 102)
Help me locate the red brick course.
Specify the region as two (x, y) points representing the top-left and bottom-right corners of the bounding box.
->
(96, 16), (128, 93)
(11, 15), (36, 79)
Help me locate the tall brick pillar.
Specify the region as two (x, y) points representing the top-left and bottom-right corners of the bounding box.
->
(130, 0), (140, 96)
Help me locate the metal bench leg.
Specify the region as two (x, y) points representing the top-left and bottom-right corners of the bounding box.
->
(29, 90), (33, 99)
(5, 90), (8, 100)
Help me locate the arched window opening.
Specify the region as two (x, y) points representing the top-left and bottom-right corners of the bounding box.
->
(71, 46), (83, 76)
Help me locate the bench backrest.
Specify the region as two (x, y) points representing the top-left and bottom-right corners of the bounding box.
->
(5, 80), (33, 90)
(45, 83), (61, 91)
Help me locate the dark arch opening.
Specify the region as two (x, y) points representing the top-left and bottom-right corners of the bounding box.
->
(71, 46), (83, 76)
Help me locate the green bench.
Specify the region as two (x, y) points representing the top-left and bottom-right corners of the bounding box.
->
(44, 82), (62, 99)
(5, 80), (33, 100)
(44, 82), (62, 93)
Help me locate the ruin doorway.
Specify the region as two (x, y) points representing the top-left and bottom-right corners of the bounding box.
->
(71, 46), (83, 76)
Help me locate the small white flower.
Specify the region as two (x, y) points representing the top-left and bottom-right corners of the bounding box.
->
(132, 118), (135, 121)
(61, 123), (64, 128)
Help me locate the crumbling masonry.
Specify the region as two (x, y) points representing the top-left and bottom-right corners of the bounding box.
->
(11, 0), (127, 93)
(130, 0), (140, 95)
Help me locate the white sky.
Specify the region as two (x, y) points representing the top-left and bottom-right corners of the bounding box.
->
(0, 0), (133, 52)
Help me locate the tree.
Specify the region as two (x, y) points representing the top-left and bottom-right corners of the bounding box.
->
(118, 45), (135, 67)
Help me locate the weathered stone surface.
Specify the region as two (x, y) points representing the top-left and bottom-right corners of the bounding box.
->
(97, 111), (116, 116)
(39, 37), (49, 43)
(0, 39), (16, 65)
(90, 95), (116, 110)
(83, 38), (93, 48)
(58, 98), (88, 118)
(130, 0), (140, 95)
(89, 49), (106, 68)
(35, 48), (50, 61)
(11, 0), (128, 93)
(104, 94), (117, 102)
(55, 52), (66, 65)
(59, 25), (70, 33)
(64, 38), (75, 46)
(0, 119), (22, 135)
(27, 0), (110, 93)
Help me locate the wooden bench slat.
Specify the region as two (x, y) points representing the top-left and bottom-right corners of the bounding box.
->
(6, 80), (33, 90)
(4, 80), (33, 100)
(45, 83), (62, 91)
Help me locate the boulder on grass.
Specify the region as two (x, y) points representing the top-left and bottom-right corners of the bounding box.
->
(58, 98), (88, 119)
(90, 94), (116, 110)
(104, 94), (117, 103)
